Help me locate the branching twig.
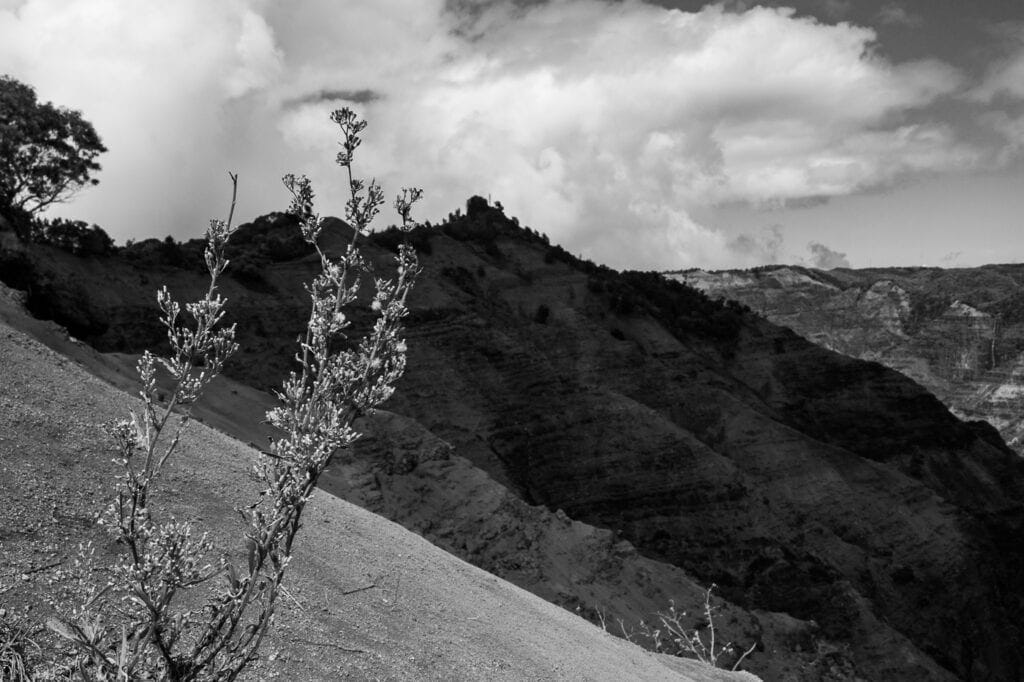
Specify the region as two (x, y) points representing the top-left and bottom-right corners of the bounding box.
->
(22, 560), (62, 576)
(289, 638), (365, 654)
(633, 585), (757, 671)
(341, 583), (376, 596)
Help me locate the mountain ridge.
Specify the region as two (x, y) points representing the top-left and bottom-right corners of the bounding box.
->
(3, 203), (1024, 679)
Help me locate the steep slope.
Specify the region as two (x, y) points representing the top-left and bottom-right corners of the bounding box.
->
(4, 205), (1024, 679)
(0, 281), (823, 681)
(670, 265), (1024, 452)
(0, 317), (752, 681)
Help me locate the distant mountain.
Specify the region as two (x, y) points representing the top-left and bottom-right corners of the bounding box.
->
(669, 265), (1024, 454)
(4, 203), (1024, 680)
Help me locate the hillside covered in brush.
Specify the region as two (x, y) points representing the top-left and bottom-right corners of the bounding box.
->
(3, 201), (1024, 680)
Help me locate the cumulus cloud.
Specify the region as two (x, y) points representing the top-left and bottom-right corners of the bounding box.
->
(0, 0), (978, 269)
(807, 241), (850, 269)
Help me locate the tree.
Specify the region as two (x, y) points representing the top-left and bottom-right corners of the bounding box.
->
(0, 75), (106, 226)
(29, 217), (114, 256)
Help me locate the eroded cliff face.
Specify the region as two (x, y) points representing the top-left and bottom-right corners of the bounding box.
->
(4, 208), (1023, 680)
(671, 265), (1024, 453)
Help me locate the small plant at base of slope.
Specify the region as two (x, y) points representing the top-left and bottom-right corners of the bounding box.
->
(47, 107), (422, 681)
(637, 584), (757, 672)
(1, 612), (39, 682)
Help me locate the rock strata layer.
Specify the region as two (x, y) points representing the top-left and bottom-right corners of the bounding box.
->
(670, 265), (1024, 453)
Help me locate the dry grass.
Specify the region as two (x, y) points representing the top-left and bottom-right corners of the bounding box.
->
(0, 612), (37, 682)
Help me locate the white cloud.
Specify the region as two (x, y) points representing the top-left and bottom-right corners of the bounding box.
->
(0, 0), (284, 237)
(0, 0), (976, 269)
(807, 241), (850, 269)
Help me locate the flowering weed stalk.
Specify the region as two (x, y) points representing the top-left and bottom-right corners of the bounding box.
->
(637, 584), (756, 672)
(48, 108), (421, 681)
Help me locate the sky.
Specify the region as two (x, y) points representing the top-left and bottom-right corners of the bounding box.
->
(1, 0), (1023, 271)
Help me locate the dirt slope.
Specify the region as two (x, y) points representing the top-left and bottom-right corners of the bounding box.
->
(0, 283), (801, 678)
(0, 318), (753, 681)
(0, 280), (898, 681)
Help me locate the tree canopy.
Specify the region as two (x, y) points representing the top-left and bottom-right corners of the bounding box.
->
(0, 75), (106, 224)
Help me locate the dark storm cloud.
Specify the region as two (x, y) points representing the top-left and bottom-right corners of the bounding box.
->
(284, 89), (382, 109)
(784, 195), (832, 209)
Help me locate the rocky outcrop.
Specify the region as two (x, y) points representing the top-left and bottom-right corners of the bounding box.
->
(4, 207), (1024, 680)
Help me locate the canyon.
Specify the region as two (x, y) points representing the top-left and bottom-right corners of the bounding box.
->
(3, 204), (1023, 680)
(669, 265), (1024, 455)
